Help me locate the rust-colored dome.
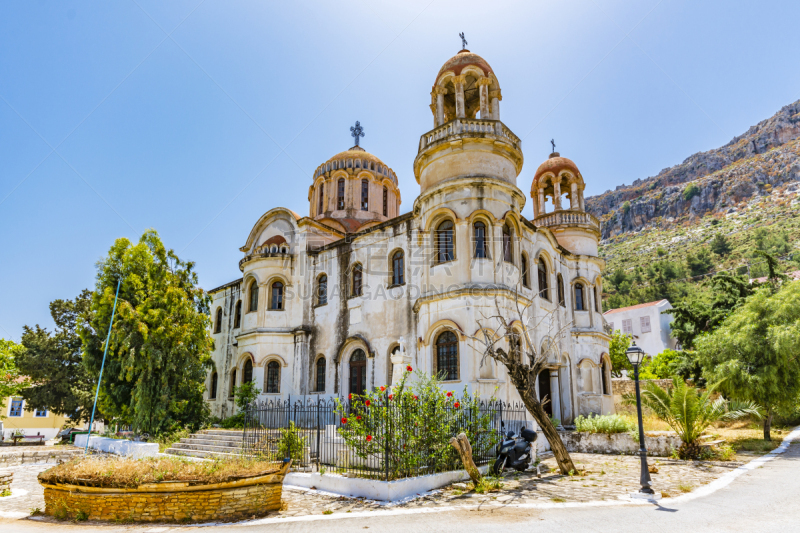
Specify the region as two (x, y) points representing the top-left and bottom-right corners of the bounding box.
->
(435, 49), (493, 84)
(532, 153), (582, 192)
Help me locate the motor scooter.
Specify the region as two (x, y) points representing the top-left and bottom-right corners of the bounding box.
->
(491, 425), (537, 474)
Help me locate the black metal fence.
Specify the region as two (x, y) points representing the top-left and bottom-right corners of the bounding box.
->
(242, 395), (533, 481)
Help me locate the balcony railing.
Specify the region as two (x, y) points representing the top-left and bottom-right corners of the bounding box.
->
(418, 118), (521, 154)
(534, 210), (600, 232)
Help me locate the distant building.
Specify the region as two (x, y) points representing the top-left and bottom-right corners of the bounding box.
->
(1, 395), (71, 442)
(604, 300), (678, 357)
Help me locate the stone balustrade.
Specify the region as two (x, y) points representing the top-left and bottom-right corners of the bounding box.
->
(418, 118), (521, 153)
(534, 210), (600, 232)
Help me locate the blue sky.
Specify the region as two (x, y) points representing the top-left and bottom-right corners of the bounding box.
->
(2, 0), (799, 338)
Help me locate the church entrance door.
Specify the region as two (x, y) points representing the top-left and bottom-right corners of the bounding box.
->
(537, 370), (552, 417)
(349, 349), (367, 396)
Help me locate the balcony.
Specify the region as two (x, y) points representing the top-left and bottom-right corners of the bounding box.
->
(417, 118), (521, 154)
(534, 210), (600, 232)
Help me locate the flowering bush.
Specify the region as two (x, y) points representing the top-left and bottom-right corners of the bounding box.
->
(334, 368), (498, 479)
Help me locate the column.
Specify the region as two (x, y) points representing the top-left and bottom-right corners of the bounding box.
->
(391, 340), (413, 386)
(553, 180), (562, 210)
(549, 369), (562, 425)
(532, 191), (540, 218)
(478, 77), (490, 119)
(490, 89), (501, 120)
(454, 75), (466, 118)
(436, 89), (445, 126)
(570, 182), (578, 210)
(538, 189), (546, 216)
(578, 186), (585, 211)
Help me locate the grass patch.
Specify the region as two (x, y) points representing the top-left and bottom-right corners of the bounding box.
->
(472, 476), (504, 494)
(677, 483), (693, 493)
(1, 488), (11, 497)
(551, 497), (566, 503)
(322, 509), (333, 515)
(38, 456), (283, 488)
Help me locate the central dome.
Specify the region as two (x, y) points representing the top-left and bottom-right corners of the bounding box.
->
(435, 49), (494, 85)
(314, 145), (397, 185)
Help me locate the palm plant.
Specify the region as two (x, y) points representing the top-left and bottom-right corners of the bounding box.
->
(626, 378), (762, 459)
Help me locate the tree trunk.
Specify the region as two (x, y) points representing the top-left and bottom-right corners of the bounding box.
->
(764, 411), (773, 441)
(521, 394), (576, 475)
(449, 433), (482, 484)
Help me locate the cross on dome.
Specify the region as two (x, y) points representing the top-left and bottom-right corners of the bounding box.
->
(350, 121), (365, 147)
(459, 32), (467, 50)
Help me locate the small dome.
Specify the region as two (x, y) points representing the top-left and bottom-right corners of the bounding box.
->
(532, 153), (582, 192)
(314, 145), (397, 184)
(435, 49), (494, 85)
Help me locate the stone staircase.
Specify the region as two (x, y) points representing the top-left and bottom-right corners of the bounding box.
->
(165, 429), (245, 459)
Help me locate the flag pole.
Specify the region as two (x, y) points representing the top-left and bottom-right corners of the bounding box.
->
(84, 278), (121, 455)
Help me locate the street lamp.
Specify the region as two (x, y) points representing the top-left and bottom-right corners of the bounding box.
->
(626, 341), (660, 500)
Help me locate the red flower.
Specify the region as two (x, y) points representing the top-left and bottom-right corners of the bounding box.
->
(341, 417), (347, 424)
(454, 402), (460, 409)
(413, 395), (418, 400)
(348, 393), (352, 400)
(406, 365), (413, 372)
(366, 435), (373, 442)
(356, 415), (361, 420)
(388, 394), (393, 400)
(446, 391), (453, 398)
(365, 400), (371, 407)
(380, 386), (386, 392)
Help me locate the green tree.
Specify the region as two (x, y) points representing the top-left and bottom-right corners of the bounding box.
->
(709, 233), (732, 256)
(80, 230), (213, 434)
(638, 349), (704, 384)
(607, 330), (632, 378)
(0, 339), (28, 417)
(686, 247), (714, 278)
(695, 282), (800, 440)
(17, 290), (95, 422)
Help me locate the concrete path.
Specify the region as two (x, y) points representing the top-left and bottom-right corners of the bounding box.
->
(2, 434), (798, 532)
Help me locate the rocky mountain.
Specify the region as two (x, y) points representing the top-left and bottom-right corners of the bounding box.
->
(587, 99), (800, 239)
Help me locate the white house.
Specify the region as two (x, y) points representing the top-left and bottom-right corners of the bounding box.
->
(604, 300), (678, 357)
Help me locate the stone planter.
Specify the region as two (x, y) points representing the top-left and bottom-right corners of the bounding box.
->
(39, 461), (291, 522)
(559, 431), (682, 457)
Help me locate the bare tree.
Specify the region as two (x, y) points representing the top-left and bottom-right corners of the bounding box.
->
(467, 282), (577, 475)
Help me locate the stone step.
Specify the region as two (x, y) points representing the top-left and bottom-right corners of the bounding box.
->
(170, 442), (243, 454)
(700, 439), (726, 447)
(198, 430), (245, 437)
(180, 436), (243, 447)
(164, 448), (242, 460)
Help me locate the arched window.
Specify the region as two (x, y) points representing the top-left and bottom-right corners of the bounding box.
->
(383, 186), (388, 217)
(557, 274), (565, 307)
(538, 259), (550, 300)
(521, 254), (530, 288)
(318, 185), (324, 215)
(266, 361), (280, 393)
(601, 358), (610, 395)
(210, 371), (218, 399)
(575, 283), (585, 310)
(248, 281), (259, 312)
(243, 358), (253, 384)
(270, 281), (284, 310)
(502, 222), (513, 262)
(435, 331), (459, 381)
(361, 179), (369, 211)
(214, 308), (222, 333)
(234, 300), (242, 328)
(435, 220), (454, 264)
(352, 263), (363, 297)
(317, 274), (328, 306)
(337, 178), (345, 210)
(596, 285), (602, 313)
(391, 251), (404, 286)
(229, 369), (237, 398)
(315, 357), (326, 392)
(473, 221), (487, 259)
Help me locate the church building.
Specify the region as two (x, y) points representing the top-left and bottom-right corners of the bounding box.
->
(205, 47), (614, 425)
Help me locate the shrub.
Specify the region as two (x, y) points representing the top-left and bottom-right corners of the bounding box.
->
(622, 201), (631, 214)
(335, 368), (498, 479)
(683, 183), (701, 201)
(574, 414), (635, 434)
(276, 421), (307, 463)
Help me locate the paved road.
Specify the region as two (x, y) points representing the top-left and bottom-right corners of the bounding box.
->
(3, 441), (798, 532)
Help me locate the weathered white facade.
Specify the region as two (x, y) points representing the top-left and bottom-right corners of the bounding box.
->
(205, 49), (614, 424)
(604, 299), (678, 357)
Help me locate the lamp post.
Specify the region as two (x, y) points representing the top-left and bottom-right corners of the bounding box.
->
(626, 341), (659, 500)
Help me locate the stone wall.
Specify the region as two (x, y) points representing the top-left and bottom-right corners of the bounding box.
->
(611, 379), (674, 397)
(41, 473), (285, 522)
(560, 431), (681, 457)
(0, 448), (81, 467)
